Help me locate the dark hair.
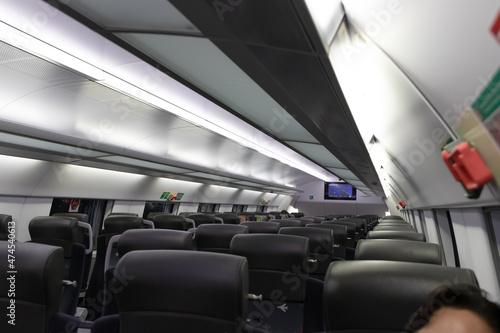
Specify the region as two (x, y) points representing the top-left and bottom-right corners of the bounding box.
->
(406, 284), (500, 332)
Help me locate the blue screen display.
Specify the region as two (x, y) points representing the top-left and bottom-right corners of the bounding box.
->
(324, 182), (357, 200)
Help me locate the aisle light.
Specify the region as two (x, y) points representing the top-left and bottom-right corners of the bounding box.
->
(0, 21), (103, 81)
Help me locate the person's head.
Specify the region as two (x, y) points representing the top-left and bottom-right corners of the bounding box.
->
(406, 284), (500, 333)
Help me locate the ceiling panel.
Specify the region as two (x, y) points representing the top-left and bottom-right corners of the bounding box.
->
(64, 0), (200, 33)
(117, 32), (319, 143)
(326, 168), (358, 181)
(286, 142), (346, 169)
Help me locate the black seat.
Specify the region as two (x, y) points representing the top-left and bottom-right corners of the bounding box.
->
(152, 214), (194, 231)
(188, 213), (220, 227)
(215, 212), (242, 224)
(367, 230), (426, 241)
(230, 234), (323, 333)
(324, 260), (478, 332)
(373, 225), (416, 231)
(92, 250), (267, 333)
(102, 229), (194, 316)
(146, 212), (173, 220)
(29, 216), (88, 315)
(84, 215), (144, 319)
(306, 223), (347, 260)
(269, 219), (301, 228)
(279, 227), (336, 280)
(355, 239), (442, 264)
(0, 214), (12, 240)
(0, 241), (77, 333)
(241, 221), (280, 234)
(52, 212), (93, 293)
(195, 224), (248, 253)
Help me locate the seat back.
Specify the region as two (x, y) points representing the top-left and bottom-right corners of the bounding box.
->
(152, 214), (192, 231)
(102, 229), (194, 316)
(215, 212), (241, 224)
(241, 221), (280, 234)
(114, 250), (250, 333)
(29, 216), (87, 315)
(269, 219), (301, 228)
(324, 260), (478, 332)
(306, 223), (347, 260)
(84, 215), (144, 319)
(367, 230), (426, 241)
(355, 239), (442, 264)
(279, 227), (334, 280)
(146, 212), (173, 220)
(373, 225), (416, 231)
(0, 241), (64, 333)
(189, 213), (217, 227)
(195, 224), (248, 253)
(321, 221), (355, 248)
(230, 234), (310, 332)
(0, 214), (12, 240)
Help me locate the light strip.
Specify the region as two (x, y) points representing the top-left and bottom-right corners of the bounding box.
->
(0, 16), (331, 182)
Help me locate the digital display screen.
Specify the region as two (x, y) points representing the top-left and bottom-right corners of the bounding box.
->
(324, 182), (357, 200)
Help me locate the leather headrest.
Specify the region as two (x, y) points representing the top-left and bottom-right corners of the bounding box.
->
(52, 212), (89, 222)
(0, 214), (12, 236)
(214, 213), (240, 224)
(268, 219), (301, 228)
(240, 221), (280, 234)
(355, 239), (442, 264)
(104, 216), (143, 234)
(373, 225), (416, 231)
(367, 230), (426, 242)
(230, 234), (308, 271)
(117, 229), (193, 256)
(306, 224), (347, 246)
(115, 250), (248, 321)
(152, 214), (187, 230)
(195, 224), (248, 250)
(188, 214), (215, 226)
(324, 260), (478, 331)
(279, 227), (333, 255)
(321, 221), (355, 238)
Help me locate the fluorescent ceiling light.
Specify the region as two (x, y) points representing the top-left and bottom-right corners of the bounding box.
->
(0, 13), (332, 182)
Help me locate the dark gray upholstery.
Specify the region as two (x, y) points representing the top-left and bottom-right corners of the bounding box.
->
(321, 221), (355, 248)
(103, 215), (143, 234)
(29, 216), (87, 315)
(0, 214), (12, 240)
(189, 213), (217, 227)
(324, 260), (478, 332)
(373, 225), (417, 232)
(118, 229), (194, 256)
(330, 221), (360, 240)
(146, 212), (172, 220)
(111, 250), (252, 333)
(103, 229), (194, 316)
(367, 230), (426, 242)
(355, 239), (442, 265)
(241, 221), (280, 234)
(0, 241), (64, 333)
(152, 214), (191, 231)
(195, 224), (248, 253)
(269, 219), (301, 228)
(230, 233), (322, 332)
(53, 212), (89, 223)
(107, 212), (138, 217)
(306, 223), (347, 259)
(279, 227), (334, 279)
(215, 212), (241, 224)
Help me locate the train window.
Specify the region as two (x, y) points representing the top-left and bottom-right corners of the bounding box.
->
(232, 205), (245, 213)
(198, 203), (217, 213)
(49, 198), (107, 236)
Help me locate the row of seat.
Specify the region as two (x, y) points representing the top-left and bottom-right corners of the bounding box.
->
(1, 218), (479, 332)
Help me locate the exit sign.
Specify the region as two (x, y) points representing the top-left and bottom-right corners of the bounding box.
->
(309, 195), (314, 200)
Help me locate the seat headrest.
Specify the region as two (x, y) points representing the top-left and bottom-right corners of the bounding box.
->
(52, 212), (89, 222)
(373, 225), (416, 232)
(367, 230), (426, 241)
(268, 219), (301, 228)
(0, 214), (12, 238)
(240, 221), (280, 234)
(152, 214), (187, 230)
(279, 227), (333, 255)
(230, 234), (308, 271)
(324, 260), (478, 331)
(0, 241), (64, 331)
(306, 224), (347, 245)
(355, 239), (442, 264)
(195, 224), (248, 251)
(146, 212), (172, 220)
(117, 229), (193, 256)
(214, 213), (240, 224)
(188, 214), (215, 226)
(103, 216), (143, 234)
(29, 216), (80, 256)
(114, 250), (248, 321)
